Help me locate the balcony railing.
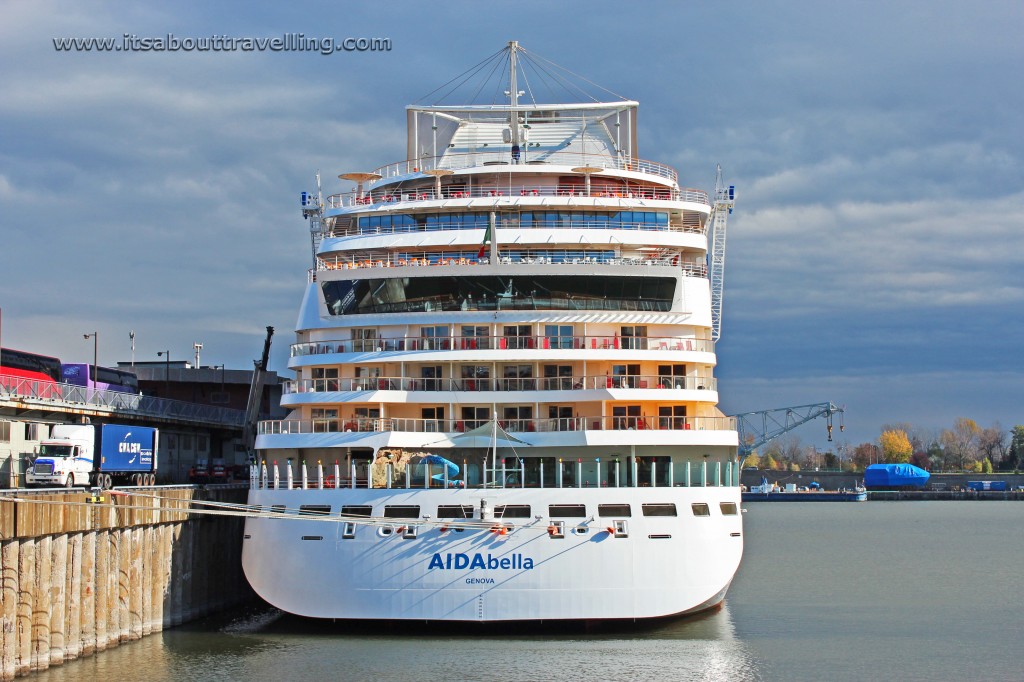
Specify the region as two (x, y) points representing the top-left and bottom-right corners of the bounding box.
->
(363, 151), (683, 185)
(259, 415), (736, 435)
(328, 218), (705, 239)
(282, 374), (716, 394)
(291, 335), (715, 357)
(317, 253), (707, 278)
(0, 374), (246, 426)
(327, 182), (709, 210)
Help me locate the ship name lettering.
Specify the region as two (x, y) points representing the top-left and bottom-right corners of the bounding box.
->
(427, 552), (535, 570)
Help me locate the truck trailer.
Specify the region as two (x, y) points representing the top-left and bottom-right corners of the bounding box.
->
(26, 423), (159, 488)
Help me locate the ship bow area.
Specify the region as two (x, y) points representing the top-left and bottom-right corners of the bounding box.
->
(242, 486), (742, 622)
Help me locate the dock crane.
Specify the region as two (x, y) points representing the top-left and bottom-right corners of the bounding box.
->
(732, 402), (845, 457)
(243, 326), (274, 459)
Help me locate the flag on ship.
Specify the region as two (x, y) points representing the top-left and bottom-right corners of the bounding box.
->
(478, 221), (492, 259)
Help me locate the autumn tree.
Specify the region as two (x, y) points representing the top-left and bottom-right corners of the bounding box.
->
(977, 424), (1007, 467)
(741, 453), (760, 469)
(941, 418), (980, 470)
(851, 443), (881, 471)
(761, 453), (779, 471)
(880, 429), (913, 463)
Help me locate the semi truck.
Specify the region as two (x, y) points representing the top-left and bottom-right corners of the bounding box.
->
(25, 423), (159, 488)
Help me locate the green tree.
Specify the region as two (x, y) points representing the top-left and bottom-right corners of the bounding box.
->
(880, 430), (913, 463)
(761, 454), (778, 471)
(741, 453), (760, 469)
(1007, 426), (1024, 471)
(982, 457), (993, 474)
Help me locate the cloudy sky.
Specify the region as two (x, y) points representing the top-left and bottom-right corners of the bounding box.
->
(1, 1), (1021, 448)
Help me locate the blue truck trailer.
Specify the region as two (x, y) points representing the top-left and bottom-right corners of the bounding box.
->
(26, 423), (159, 488)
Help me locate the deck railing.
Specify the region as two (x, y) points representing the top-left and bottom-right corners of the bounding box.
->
(364, 151), (681, 183)
(252, 456), (738, 490)
(283, 374), (716, 395)
(259, 414), (735, 435)
(328, 219), (705, 239)
(291, 335), (714, 357)
(317, 253), (707, 277)
(326, 181), (709, 210)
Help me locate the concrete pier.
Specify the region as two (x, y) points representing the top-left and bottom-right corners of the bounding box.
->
(0, 486), (252, 681)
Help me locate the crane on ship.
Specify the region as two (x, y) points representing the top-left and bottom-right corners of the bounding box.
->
(707, 165), (736, 342)
(732, 402), (845, 457)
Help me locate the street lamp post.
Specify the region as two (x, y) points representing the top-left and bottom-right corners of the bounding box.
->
(83, 332), (98, 391)
(157, 350), (170, 396)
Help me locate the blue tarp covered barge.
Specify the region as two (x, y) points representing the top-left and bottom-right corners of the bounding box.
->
(864, 463), (930, 489)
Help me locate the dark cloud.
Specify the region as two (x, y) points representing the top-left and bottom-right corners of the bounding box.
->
(1, 0), (1021, 445)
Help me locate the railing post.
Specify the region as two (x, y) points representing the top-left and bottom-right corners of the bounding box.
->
(614, 460), (620, 488)
(668, 460), (674, 487)
(273, 461), (280, 489)
(350, 462), (356, 489)
(558, 459), (563, 488)
(539, 460), (545, 489)
(261, 461), (268, 489)
(685, 462), (691, 487)
(651, 460), (657, 487)
(334, 461), (340, 489)
(596, 458), (601, 488)
(715, 461), (722, 487)
(631, 457), (638, 488)
(576, 459), (582, 489)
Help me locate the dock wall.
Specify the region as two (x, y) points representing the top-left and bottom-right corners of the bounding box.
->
(0, 486), (252, 680)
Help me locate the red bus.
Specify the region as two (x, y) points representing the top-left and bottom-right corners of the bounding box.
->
(0, 347), (63, 398)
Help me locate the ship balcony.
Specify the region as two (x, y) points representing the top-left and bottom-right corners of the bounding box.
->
(259, 414), (735, 436)
(290, 335), (715, 359)
(326, 181), (709, 210)
(280, 374), (718, 405)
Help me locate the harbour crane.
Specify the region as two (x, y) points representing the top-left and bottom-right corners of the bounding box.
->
(707, 165), (735, 342)
(732, 402), (845, 457)
(243, 326), (274, 459)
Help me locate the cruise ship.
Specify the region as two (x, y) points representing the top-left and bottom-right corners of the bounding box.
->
(243, 42), (742, 622)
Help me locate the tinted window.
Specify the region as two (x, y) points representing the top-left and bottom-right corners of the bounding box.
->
(691, 503), (711, 517)
(495, 505), (531, 518)
(641, 503), (677, 517)
(597, 504), (631, 517)
(437, 504), (474, 519)
(383, 505), (420, 519)
(720, 502), (738, 516)
(298, 505), (331, 516)
(341, 505), (372, 517)
(548, 504), (587, 518)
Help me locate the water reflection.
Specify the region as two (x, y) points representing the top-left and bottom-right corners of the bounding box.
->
(35, 603), (762, 682)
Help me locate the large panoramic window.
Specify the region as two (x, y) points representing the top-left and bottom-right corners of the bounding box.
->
(322, 275), (675, 316)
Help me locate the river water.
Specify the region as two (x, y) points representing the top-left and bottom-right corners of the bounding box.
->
(33, 502), (1021, 681)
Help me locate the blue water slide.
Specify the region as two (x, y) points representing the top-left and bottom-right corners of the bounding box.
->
(419, 454), (461, 486)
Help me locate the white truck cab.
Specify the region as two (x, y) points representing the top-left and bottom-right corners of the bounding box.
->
(25, 424), (95, 487)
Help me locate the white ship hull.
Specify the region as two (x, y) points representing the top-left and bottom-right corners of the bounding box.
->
(245, 41), (742, 623)
(242, 486), (742, 621)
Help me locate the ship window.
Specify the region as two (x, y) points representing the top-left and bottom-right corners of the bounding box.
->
(270, 505), (286, 514)
(341, 505), (372, 517)
(691, 503), (711, 517)
(598, 504), (631, 517)
(437, 504), (474, 519)
(720, 502), (738, 516)
(342, 522), (357, 539)
(383, 505), (420, 518)
(548, 504), (587, 518)
(298, 505), (331, 516)
(495, 505), (531, 518)
(641, 503), (677, 517)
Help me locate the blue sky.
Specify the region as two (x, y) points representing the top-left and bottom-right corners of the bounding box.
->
(1, 1), (1021, 448)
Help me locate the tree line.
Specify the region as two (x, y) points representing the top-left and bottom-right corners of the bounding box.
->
(741, 419), (1024, 474)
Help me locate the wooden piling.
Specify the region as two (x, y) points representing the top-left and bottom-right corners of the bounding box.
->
(48, 534), (66, 667)
(80, 530), (96, 657)
(1, 540), (18, 682)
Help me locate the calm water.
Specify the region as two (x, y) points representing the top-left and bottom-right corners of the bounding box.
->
(34, 502), (1021, 681)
